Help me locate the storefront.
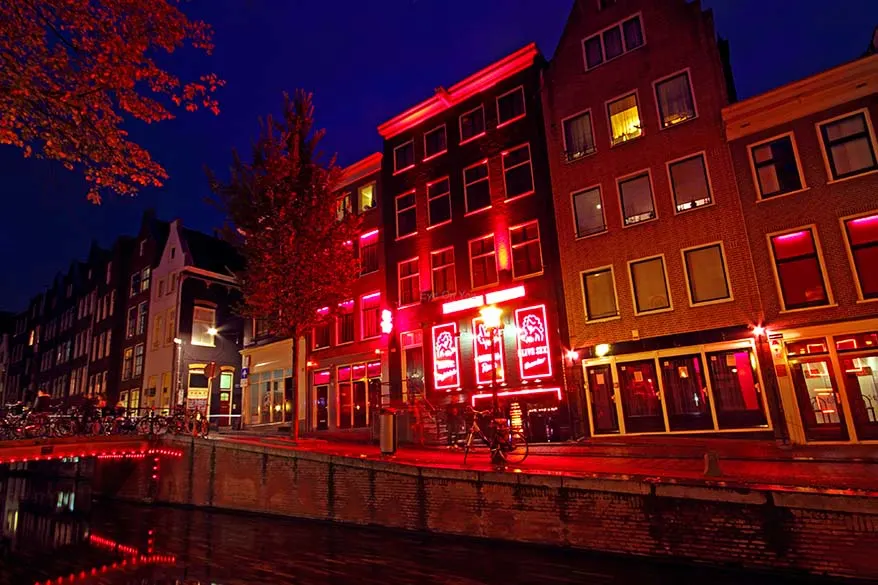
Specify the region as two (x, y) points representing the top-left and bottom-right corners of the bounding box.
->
(769, 319), (878, 444)
(311, 360), (382, 431)
(581, 338), (771, 437)
(240, 337), (293, 427)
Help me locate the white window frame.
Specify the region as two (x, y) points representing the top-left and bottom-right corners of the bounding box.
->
(468, 233), (499, 290)
(605, 90), (643, 147)
(665, 151), (714, 214)
(815, 107), (878, 183)
(839, 209), (878, 302)
(395, 190), (417, 241)
(463, 159), (491, 215)
(561, 108), (597, 162)
(509, 220), (544, 280)
(680, 241), (734, 307)
(580, 265), (621, 323)
(627, 254), (673, 316)
(766, 224), (834, 313)
(358, 181), (377, 213)
(496, 85), (526, 128)
(616, 168), (657, 228)
(652, 68), (698, 130)
(746, 131), (809, 202)
(397, 257), (421, 309)
(581, 12), (646, 71)
(393, 139), (415, 175)
(430, 246), (456, 297)
(190, 306), (217, 347)
(571, 184), (607, 239)
(426, 177), (452, 229)
(423, 124), (447, 161)
(502, 143), (535, 201)
(459, 104), (486, 145)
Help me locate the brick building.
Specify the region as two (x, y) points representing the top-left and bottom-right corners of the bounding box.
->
(542, 0), (774, 438)
(724, 52), (878, 445)
(378, 44), (571, 442)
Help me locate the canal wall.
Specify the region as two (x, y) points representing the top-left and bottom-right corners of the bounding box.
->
(93, 437), (878, 580)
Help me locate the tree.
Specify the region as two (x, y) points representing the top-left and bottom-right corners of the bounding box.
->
(0, 0), (223, 203)
(209, 91), (361, 440)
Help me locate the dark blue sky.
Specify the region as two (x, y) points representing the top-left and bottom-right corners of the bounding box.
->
(1, 0), (875, 311)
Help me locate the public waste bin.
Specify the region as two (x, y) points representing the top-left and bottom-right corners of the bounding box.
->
(379, 408), (398, 455)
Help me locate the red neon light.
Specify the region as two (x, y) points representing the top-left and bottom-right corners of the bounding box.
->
(380, 309), (393, 334)
(773, 230), (808, 242)
(442, 295), (484, 315)
(314, 370), (330, 385)
(362, 292), (381, 301)
(515, 304), (552, 381)
(485, 285), (525, 305)
(849, 214), (878, 226)
(471, 387), (562, 407)
(432, 322), (461, 390)
(317, 306), (329, 315)
(472, 317), (505, 385)
(360, 229), (379, 241)
(339, 152), (382, 188)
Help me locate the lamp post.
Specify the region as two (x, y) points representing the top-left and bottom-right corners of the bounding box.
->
(173, 337), (183, 408)
(479, 305), (503, 415)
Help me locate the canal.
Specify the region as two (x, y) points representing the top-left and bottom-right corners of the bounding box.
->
(0, 463), (844, 585)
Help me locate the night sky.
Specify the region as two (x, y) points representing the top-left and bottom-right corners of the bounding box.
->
(1, 0), (876, 312)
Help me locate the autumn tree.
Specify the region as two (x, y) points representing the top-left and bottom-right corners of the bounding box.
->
(0, 0), (223, 203)
(210, 91), (361, 440)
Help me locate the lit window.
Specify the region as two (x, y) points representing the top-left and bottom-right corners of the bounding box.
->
(427, 178), (452, 227)
(818, 111), (878, 180)
(562, 111), (596, 161)
(844, 214), (878, 299)
(336, 193), (352, 220)
(220, 371), (233, 391)
(582, 14), (644, 70)
(361, 293), (381, 339)
(122, 348), (133, 381)
(136, 301), (147, 336)
(424, 125), (447, 159)
(393, 140), (415, 173)
(668, 153), (712, 212)
(510, 221), (543, 278)
(683, 244), (731, 304)
(769, 228), (829, 310)
(464, 161), (491, 213)
(431, 247), (456, 297)
(358, 182), (376, 212)
(503, 144), (534, 199)
(141, 267), (151, 292)
(572, 187), (606, 238)
(395, 192), (417, 238)
(337, 302), (355, 344)
(618, 172), (655, 226)
(398, 258), (421, 307)
(313, 322), (330, 349)
(582, 267), (618, 321)
(655, 71), (696, 128)
(126, 307), (136, 338)
(469, 234), (498, 289)
(607, 93), (642, 145)
(497, 86), (525, 126)
(359, 232), (379, 274)
(749, 135), (804, 198)
(191, 306), (217, 346)
(629, 256), (671, 314)
(459, 105), (485, 143)
(133, 344), (144, 377)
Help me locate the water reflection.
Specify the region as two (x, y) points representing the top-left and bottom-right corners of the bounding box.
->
(0, 463), (835, 585)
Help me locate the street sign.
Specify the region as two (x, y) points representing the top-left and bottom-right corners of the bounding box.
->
(241, 367), (249, 380)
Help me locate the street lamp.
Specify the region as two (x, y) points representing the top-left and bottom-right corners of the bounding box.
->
(173, 338), (184, 408)
(479, 305), (503, 415)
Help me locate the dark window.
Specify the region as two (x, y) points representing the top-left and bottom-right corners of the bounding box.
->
(469, 235), (497, 289)
(669, 154), (712, 212)
(750, 136), (803, 198)
(395, 192), (417, 238)
(460, 106), (485, 142)
(603, 26), (623, 60)
(464, 162), (491, 212)
(618, 173), (655, 226)
(622, 16), (644, 49)
(630, 256), (671, 313)
(361, 295), (380, 339)
(360, 236), (379, 274)
(126, 307), (136, 338)
(683, 244), (730, 304)
(572, 187), (606, 238)
(314, 323), (330, 349)
(497, 87), (525, 125)
(770, 229), (829, 310)
(398, 258), (420, 306)
(844, 214), (878, 299)
(431, 248), (456, 296)
(819, 112), (878, 180)
(563, 111), (596, 161)
(189, 372), (209, 388)
(582, 268), (618, 321)
(584, 36), (603, 69)
(503, 145), (534, 199)
(129, 272), (141, 297)
(394, 140), (415, 173)
(338, 307), (355, 344)
(655, 72), (696, 128)
(424, 126), (447, 159)
(427, 178), (451, 226)
(510, 222), (542, 278)
(583, 14), (644, 71)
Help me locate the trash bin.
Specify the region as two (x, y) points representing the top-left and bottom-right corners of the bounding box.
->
(379, 408), (398, 455)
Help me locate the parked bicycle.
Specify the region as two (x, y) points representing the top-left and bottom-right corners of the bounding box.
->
(462, 407), (528, 465)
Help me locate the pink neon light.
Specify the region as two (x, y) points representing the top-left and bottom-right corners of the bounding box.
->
(473, 317), (506, 385)
(849, 214), (878, 226)
(515, 304), (553, 381)
(360, 229), (379, 240)
(485, 285), (526, 305)
(432, 322), (461, 390)
(317, 306), (329, 315)
(362, 292), (381, 301)
(471, 387), (562, 407)
(773, 230), (808, 242)
(442, 295), (484, 315)
(338, 300), (354, 308)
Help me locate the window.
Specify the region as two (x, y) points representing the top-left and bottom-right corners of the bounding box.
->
(510, 221), (543, 278)
(459, 105), (485, 143)
(844, 213), (878, 299)
(503, 144), (534, 199)
(749, 134), (804, 199)
(313, 322), (330, 349)
(359, 232), (379, 274)
(393, 140), (415, 173)
(358, 182), (376, 212)
(170, 247), (176, 260)
(168, 273), (176, 294)
(338, 302), (355, 344)
(582, 267), (619, 321)
(497, 86), (525, 126)
(464, 161), (491, 213)
(683, 244), (731, 305)
(133, 344), (144, 377)
(141, 267), (151, 292)
(398, 258), (420, 307)
(191, 306), (216, 346)
(109, 290), (115, 315)
(158, 280), (165, 297)
(424, 125), (447, 159)
(655, 71), (696, 128)
(427, 178), (451, 227)
(607, 93), (642, 145)
(336, 193), (352, 220)
(136, 301), (147, 336)
(769, 228), (829, 310)
(126, 307), (137, 338)
(572, 187), (606, 238)
(105, 330), (111, 357)
(469, 235), (498, 289)
(361, 293), (380, 339)
(562, 111), (596, 161)
(818, 111), (878, 180)
(629, 256), (671, 313)
(153, 315), (163, 350)
(668, 153), (712, 212)
(431, 247), (456, 297)
(122, 348), (133, 381)
(166, 308), (176, 344)
(618, 172), (656, 226)
(582, 14), (644, 70)
(395, 191), (417, 238)
(106, 261), (112, 285)
(130, 272), (141, 297)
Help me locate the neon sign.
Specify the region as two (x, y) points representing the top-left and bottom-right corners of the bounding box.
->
(472, 317), (505, 385)
(441, 285), (527, 315)
(515, 304), (552, 380)
(380, 309), (393, 334)
(471, 387), (562, 407)
(432, 322), (460, 390)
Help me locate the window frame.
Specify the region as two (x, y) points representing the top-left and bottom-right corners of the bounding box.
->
(840, 210), (878, 302)
(508, 220), (544, 280)
(360, 292), (381, 340)
(358, 181), (377, 213)
(616, 169), (657, 228)
(652, 68), (698, 130)
(580, 265), (621, 323)
(496, 85), (526, 128)
(359, 231), (380, 275)
(571, 185), (607, 239)
(430, 246), (457, 297)
(468, 233), (499, 290)
(190, 305), (217, 347)
(426, 176), (452, 229)
(312, 321), (331, 351)
(459, 104), (486, 145)
(605, 90), (643, 147)
(561, 108), (597, 162)
(463, 159), (492, 215)
(766, 225), (834, 312)
(397, 256), (421, 309)
(746, 131), (808, 201)
(816, 108), (878, 182)
(423, 124), (448, 161)
(393, 139), (416, 175)
(627, 254), (674, 316)
(680, 241), (734, 307)
(502, 143), (535, 201)
(336, 301), (356, 345)
(394, 190), (418, 241)
(665, 151), (714, 214)
(581, 12), (646, 72)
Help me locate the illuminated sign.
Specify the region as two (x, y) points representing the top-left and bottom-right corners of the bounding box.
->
(432, 322), (460, 390)
(485, 285), (525, 305)
(442, 285), (527, 315)
(380, 309), (393, 334)
(471, 387), (562, 407)
(442, 295), (484, 315)
(515, 304), (552, 380)
(472, 317), (505, 385)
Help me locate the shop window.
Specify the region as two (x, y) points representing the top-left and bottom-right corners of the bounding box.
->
(607, 93), (642, 145)
(395, 192), (417, 239)
(358, 182), (376, 213)
(769, 228), (829, 310)
(660, 354), (713, 431)
(191, 306), (216, 347)
(618, 172), (655, 226)
(706, 348), (767, 429)
(469, 234), (498, 289)
(427, 178), (451, 227)
(431, 247), (456, 297)
(509, 221), (543, 278)
(361, 293), (380, 339)
(818, 111), (878, 180)
(843, 213), (878, 299)
(655, 71), (696, 128)
(582, 267), (618, 321)
(749, 134), (803, 198)
(563, 110), (596, 161)
(629, 256), (671, 314)
(313, 322), (330, 349)
(359, 232), (379, 275)
(459, 105), (485, 143)
(785, 337), (829, 356)
(497, 86), (525, 126)
(668, 153), (712, 212)
(464, 161), (491, 213)
(834, 337), (878, 440)
(337, 302), (354, 344)
(616, 359), (664, 433)
(572, 186), (606, 237)
(424, 125), (447, 160)
(393, 140), (415, 173)
(398, 258), (420, 307)
(834, 332), (878, 352)
(503, 144), (534, 199)
(683, 244), (731, 305)
(582, 14), (644, 70)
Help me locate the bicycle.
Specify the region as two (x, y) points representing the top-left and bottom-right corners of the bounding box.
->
(463, 408), (528, 465)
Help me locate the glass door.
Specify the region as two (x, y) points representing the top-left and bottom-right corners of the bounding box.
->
(834, 332), (878, 441)
(660, 354), (714, 431)
(706, 348), (767, 429)
(353, 381), (367, 428)
(585, 364), (619, 434)
(788, 357), (848, 441)
(616, 359), (665, 433)
(316, 385), (329, 431)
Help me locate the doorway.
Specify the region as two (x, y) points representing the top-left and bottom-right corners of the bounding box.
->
(585, 364), (618, 434)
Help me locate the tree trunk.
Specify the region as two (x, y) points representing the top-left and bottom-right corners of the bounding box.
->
(291, 335), (299, 441)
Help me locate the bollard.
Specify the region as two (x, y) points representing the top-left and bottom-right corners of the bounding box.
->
(703, 452), (722, 477)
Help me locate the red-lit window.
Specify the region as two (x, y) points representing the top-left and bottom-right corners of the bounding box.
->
(336, 193), (352, 220)
(464, 161), (490, 213)
(503, 144), (534, 199)
(427, 178), (451, 227)
(497, 86), (525, 126)
(359, 231), (379, 275)
(431, 247), (456, 297)
(509, 221), (543, 278)
(769, 228), (829, 310)
(313, 322), (330, 350)
(337, 301), (354, 344)
(469, 234), (498, 289)
(424, 125), (447, 160)
(393, 140), (415, 173)
(844, 213), (878, 299)
(395, 191), (417, 239)
(398, 258), (420, 307)
(361, 293), (380, 339)
(459, 105), (485, 143)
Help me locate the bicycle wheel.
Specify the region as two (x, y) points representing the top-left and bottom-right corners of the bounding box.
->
(498, 431), (528, 464)
(463, 432), (473, 463)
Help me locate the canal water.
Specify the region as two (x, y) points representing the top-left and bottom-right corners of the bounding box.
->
(0, 464), (841, 585)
